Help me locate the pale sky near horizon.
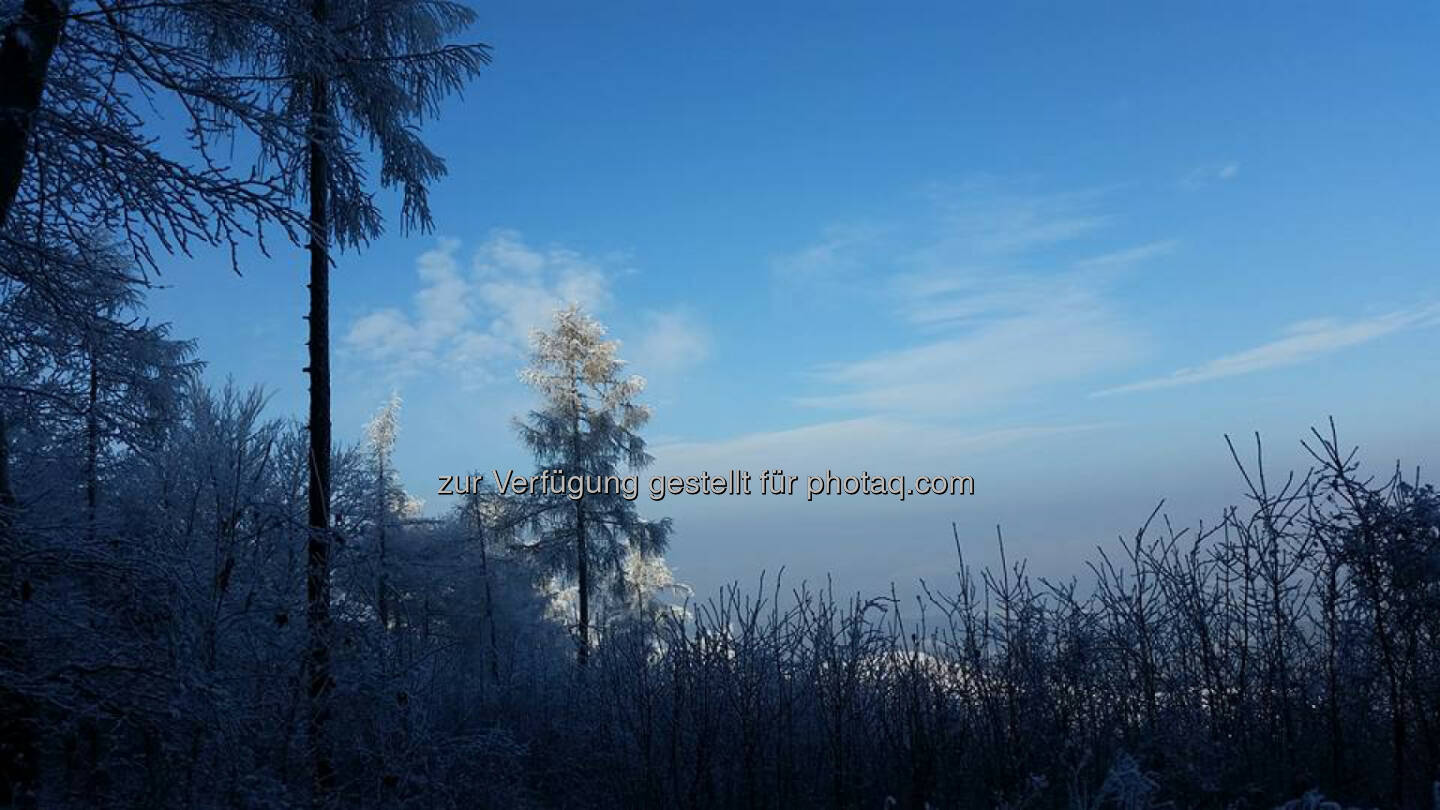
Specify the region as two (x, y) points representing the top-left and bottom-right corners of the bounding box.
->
(149, 1), (1440, 598)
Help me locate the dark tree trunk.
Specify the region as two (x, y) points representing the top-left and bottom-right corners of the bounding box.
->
(1323, 563), (1344, 785)
(576, 497), (589, 667)
(85, 343), (98, 543)
(304, 0), (335, 803)
(571, 407), (589, 667)
(376, 464), (388, 631)
(0, 409), (36, 809)
(471, 504), (500, 685)
(0, 0), (42, 762)
(0, 0), (67, 229)
(0, 411), (14, 521)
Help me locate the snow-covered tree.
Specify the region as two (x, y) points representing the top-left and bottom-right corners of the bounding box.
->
(0, 0), (72, 230)
(0, 238), (198, 538)
(618, 545), (690, 623)
(361, 392), (403, 630)
(513, 304), (674, 666)
(268, 5), (489, 798)
(0, 0), (324, 275)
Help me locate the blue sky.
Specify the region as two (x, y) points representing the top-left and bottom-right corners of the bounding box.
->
(150, 2), (1440, 596)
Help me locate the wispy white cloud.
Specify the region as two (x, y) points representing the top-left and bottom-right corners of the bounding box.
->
(1093, 304), (1440, 396)
(779, 186), (1153, 414)
(631, 308), (711, 375)
(770, 223), (887, 285)
(342, 230), (614, 388)
(798, 295), (1137, 412)
(1074, 239), (1179, 270)
(471, 230), (613, 348)
(907, 185), (1116, 266)
(653, 416), (1113, 484)
(940, 203), (1109, 256)
(770, 187), (1118, 291)
(1180, 162), (1240, 190)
